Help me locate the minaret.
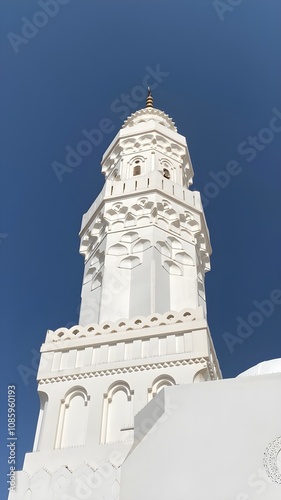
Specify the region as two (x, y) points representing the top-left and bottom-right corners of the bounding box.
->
(10, 92), (221, 499)
(79, 89), (210, 325)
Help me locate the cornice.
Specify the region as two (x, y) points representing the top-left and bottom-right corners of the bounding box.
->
(38, 357), (209, 384)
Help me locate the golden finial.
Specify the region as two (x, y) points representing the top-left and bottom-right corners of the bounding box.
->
(146, 87), (154, 108)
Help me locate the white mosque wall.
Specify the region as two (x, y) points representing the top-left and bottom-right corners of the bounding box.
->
(120, 375), (281, 500)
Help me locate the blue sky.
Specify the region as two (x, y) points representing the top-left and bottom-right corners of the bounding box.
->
(1, 0), (281, 496)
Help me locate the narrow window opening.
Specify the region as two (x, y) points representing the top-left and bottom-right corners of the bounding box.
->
(111, 186), (113, 195)
(133, 165), (141, 176)
(163, 168), (170, 179)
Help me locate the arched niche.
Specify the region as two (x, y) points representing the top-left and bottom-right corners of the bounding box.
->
(55, 386), (90, 449)
(193, 368), (208, 383)
(101, 381), (134, 444)
(148, 374), (176, 401)
(33, 391), (49, 452)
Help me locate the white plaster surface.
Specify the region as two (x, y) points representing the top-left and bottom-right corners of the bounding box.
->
(120, 376), (281, 500)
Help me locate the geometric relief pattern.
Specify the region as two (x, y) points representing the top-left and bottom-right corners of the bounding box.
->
(81, 197), (209, 271)
(104, 198), (154, 231)
(156, 236), (194, 276)
(20, 464), (120, 500)
(29, 468), (51, 500)
(104, 198), (198, 234)
(179, 210), (200, 235)
(80, 212), (106, 260)
(39, 358), (214, 385)
(195, 231), (210, 272)
(118, 130), (186, 164)
(156, 199), (180, 232)
(84, 249), (104, 290)
(104, 201), (129, 230)
(263, 436), (281, 484)
(108, 231), (151, 270)
(103, 197), (209, 272)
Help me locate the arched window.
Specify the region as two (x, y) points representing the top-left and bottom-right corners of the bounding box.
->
(133, 163), (141, 176)
(160, 158), (174, 181)
(111, 169), (118, 179)
(163, 168), (170, 179)
(148, 374), (176, 401)
(55, 386), (90, 449)
(130, 156), (145, 177)
(133, 165), (141, 176)
(101, 381), (134, 444)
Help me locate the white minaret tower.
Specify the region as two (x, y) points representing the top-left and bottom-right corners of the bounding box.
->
(79, 89), (210, 325)
(10, 91), (221, 500)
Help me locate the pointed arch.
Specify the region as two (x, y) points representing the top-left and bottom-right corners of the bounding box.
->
(174, 251), (194, 266)
(108, 243), (128, 256)
(124, 213), (136, 228)
(163, 260), (182, 276)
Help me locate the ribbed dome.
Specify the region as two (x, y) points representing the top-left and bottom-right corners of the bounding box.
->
(237, 358), (281, 378)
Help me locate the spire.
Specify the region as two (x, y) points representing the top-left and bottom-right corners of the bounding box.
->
(146, 87), (154, 108)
